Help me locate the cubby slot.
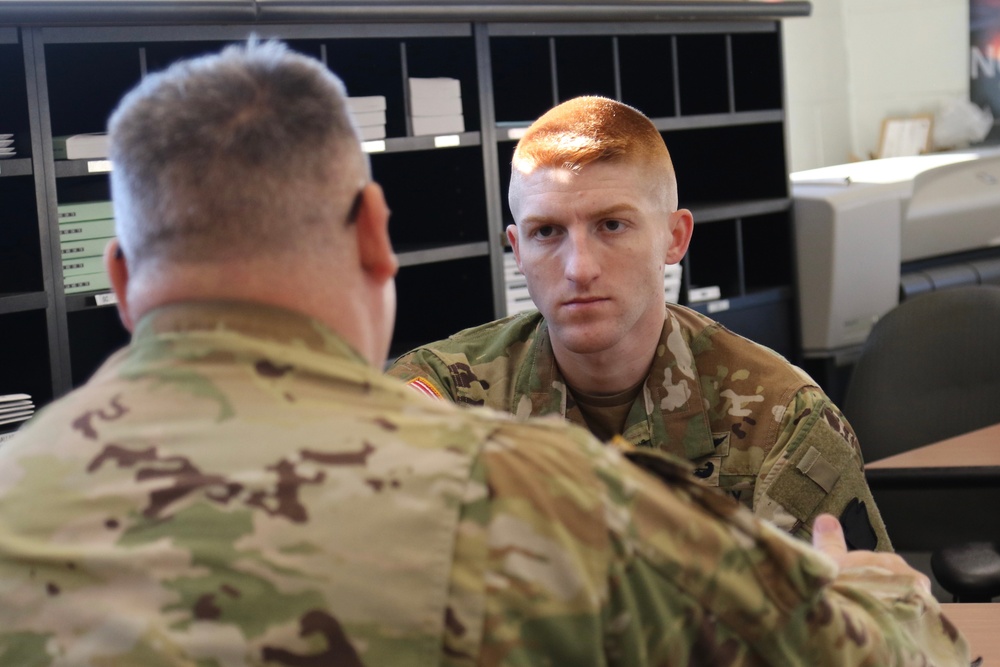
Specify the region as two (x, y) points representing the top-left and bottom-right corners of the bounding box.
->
(710, 297), (793, 357)
(741, 211), (794, 291)
(490, 37), (554, 124)
(731, 32), (783, 112)
(392, 255), (495, 356)
(0, 176), (44, 294)
(45, 42), (143, 137)
(68, 306), (129, 386)
(406, 37), (480, 133)
(663, 123), (788, 203)
(323, 38), (407, 138)
(0, 42), (30, 157)
(496, 140), (515, 227)
(686, 218), (742, 300)
(0, 309), (53, 405)
(144, 39), (239, 76)
(372, 145), (487, 251)
(618, 34), (677, 119)
(55, 173), (111, 201)
(676, 34), (730, 116)
(554, 36), (616, 102)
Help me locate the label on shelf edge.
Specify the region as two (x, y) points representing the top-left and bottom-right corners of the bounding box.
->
(93, 292), (118, 306)
(433, 134), (460, 148)
(87, 160), (113, 173)
(707, 299), (731, 314)
(361, 140), (386, 153)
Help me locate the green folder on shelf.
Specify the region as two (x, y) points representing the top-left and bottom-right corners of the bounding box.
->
(62, 256), (105, 277)
(57, 200), (114, 223)
(58, 217), (116, 242)
(63, 271), (111, 294)
(60, 236), (114, 259)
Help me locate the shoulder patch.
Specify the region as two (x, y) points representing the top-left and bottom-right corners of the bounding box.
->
(405, 377), (444, 400)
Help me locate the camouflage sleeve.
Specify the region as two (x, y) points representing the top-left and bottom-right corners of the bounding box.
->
(386, 348), (460, 402)
(753, 386), (892, 551)
(451, 421), (968, 665)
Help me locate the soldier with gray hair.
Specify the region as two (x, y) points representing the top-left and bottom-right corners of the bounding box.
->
(0, 41), (969, 665)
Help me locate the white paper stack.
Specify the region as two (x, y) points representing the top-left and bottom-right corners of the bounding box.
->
(408, 77), (465, 136)
(0, 393), (34, 434)
(664, 264), (683, 303)
(0, 133), (14, 159)
(53, 133), (109, 160)
(347, 96), (388, 141)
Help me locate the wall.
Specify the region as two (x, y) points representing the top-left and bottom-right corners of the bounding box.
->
(784, 0), (970, 172)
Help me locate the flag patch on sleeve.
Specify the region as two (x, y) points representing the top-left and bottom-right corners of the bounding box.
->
(406, 377), (444, 400)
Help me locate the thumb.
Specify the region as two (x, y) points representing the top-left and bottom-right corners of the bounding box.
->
(811, 513), (848, 566)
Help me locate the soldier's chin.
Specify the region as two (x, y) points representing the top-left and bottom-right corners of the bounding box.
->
(551, 325), (621, 356)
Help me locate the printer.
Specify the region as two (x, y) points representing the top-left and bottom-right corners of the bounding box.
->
(791, 147), (1000, 356)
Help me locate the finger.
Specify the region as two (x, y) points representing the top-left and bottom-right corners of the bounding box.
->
(812, 513), (848, 564)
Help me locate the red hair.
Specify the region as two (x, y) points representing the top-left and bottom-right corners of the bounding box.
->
(511, 96), (677, 206)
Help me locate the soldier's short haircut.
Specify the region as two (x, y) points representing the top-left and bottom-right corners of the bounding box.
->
(510, 96), (678, 210)
(108, 39), (368, 269)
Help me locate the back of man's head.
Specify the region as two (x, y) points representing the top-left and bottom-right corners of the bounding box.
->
(108, 40), (368, 275)
(509, 96), (678, 210)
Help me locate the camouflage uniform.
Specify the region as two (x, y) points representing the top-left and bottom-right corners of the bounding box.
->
(0, 301), (964, 666)
(389, 305), (892, 551)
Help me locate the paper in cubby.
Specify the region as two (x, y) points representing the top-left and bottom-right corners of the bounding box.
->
(408, 78), (465, 136)
(348, 96), (387, 141)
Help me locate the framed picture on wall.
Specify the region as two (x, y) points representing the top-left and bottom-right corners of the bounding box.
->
(877, 115), (933, 158)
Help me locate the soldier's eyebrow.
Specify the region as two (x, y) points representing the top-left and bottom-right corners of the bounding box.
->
(520, 202), (638, 227)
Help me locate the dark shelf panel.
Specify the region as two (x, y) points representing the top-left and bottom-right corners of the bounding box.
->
(362, 131), (481, 154)
(54, 158), (112, 178)
(688, 285), (791, 314)
(50, 132), (484, 177)
(0, 291), (47, 315)
(66, 291), (118, 312)
(688, 197), (790, 224)
(0, 157), (31, 177)
(397, 241), (489, 268)
(497, 110), (785, 142)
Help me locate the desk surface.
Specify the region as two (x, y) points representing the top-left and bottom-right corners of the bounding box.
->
(866, 422), (1000, 471)
(942, 603), (1000, 665)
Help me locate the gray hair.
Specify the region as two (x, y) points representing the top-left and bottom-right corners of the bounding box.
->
(108, 39), (368, 268)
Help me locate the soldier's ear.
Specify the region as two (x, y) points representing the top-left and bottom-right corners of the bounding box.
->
(104, 238), (135, 332)
(506, 224), (522, 271)
(664, 209), (693, 265)
(355, 182), (397, 284)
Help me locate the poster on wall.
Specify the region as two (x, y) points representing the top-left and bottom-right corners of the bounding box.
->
(972, 0), (1000, 122)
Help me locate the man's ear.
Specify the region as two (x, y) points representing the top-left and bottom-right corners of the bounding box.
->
(103, 238), (135, 332)
(665, 208), (694, 265)
(505, 224), (522, 271)
(355, 182), (398, 283)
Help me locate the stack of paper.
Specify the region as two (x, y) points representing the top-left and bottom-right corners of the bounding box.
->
(408, 78), (465, 136)
(53, 133), (109, 160)
(348, 96), (387, 141)
(58, 200), (115, 294)
(0, 393), (34, 435)
(0, 133), (14, 159)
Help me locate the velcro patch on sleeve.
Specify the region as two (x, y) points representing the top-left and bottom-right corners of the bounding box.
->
(795, 446), (841, 493)
(406, 377), (444, 400)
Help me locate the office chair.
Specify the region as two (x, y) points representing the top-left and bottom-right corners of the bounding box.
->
(842, 285), (1000, 602)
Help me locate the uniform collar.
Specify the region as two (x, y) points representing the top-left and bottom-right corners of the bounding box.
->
(132, 300), (367, 364)
(514, 310), (714, 460)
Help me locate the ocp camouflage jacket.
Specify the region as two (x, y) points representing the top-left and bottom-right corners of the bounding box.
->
(389, 305), (891, 551)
